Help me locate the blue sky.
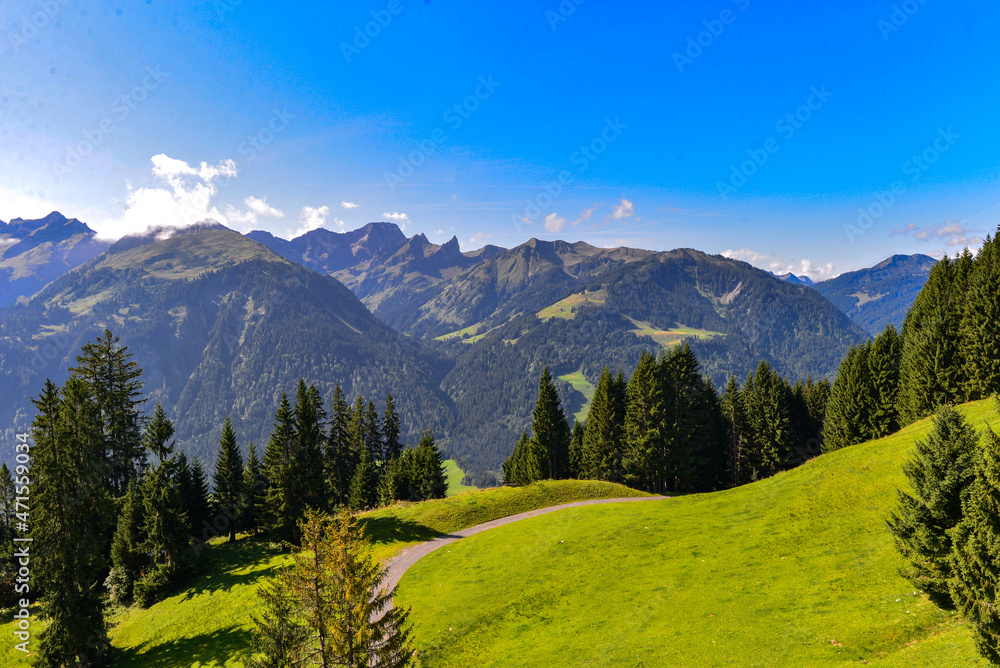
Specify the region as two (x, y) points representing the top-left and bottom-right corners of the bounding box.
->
(1, 0), (998, 278)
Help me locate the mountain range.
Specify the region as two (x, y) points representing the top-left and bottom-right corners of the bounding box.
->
(0, 214), (936, 483)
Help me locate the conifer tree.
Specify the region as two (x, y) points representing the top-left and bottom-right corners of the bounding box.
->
(531, 367), (571, 480)
(623, 351), (662, 492)
(349, 446), (379, 511)
(660, 344), (716, 493)
(582, 367), (624, 482)
(241, 443), (267, 535)
(887, 405), (978, 605)
(33, 378), (113, 666)
(247, 571), (307, 668)
(213, 416), (244, 542)
(502, 431), (542, 486)
(325, 384), (357, 508)
(0, 463), (13, 608)
(383, 394), (403, 462)
(961, 232), (1000, 400)
(950, 426), (1000, 662)
(741, 362), (793, 479)
(264, 393), (297, 540)
(415, 431), (447, 500)
(721, 376), (747, 487)
(364, 399), (383, 460)
(110, 480), (146, 605)
(70, 329), (145, 497)
(187, 456), (212, 540)
(294, 381), (327, 515)
(568, 421), (584, 479)
(824, 344), (875, 452)
(144, 403), (175, 462)
(868, 324), (902, 438)
(140, 459), (188, 569)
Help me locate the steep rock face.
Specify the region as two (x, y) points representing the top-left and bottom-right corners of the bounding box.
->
(0, 225), (453, 467)
(814, 254), (937, 334)
(0, 211), (109, 305)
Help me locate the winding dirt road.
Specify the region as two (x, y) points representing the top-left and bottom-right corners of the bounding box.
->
(382, 495), (669, 594)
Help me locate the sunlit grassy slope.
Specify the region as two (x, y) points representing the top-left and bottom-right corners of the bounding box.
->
(396, 399), (1000, 667)
(0, 480), (645, 667)
(443, 459), (477, 496)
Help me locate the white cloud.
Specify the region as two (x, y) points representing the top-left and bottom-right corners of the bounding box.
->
(288, 205), (336, 239)
(0, 186), (66, 222)
(611, 198), (634, 220)
(94, 154), (239, 239)
(468, 231), (494, 248)
(891, 221), (982, 248)
(722, 248), (837, 281)
(544, 213), (566, 233)
(341, 201), (360, 210)
(382, 212), (409, 229)
(226, 196), (285, 230)
(573, 204), (600, 227)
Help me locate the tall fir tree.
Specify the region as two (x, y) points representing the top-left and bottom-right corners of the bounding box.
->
(348, 446), (379, 511)
(325, 384), (357, 508)
(213, 416), (244, 542)
(264, 393), (297, 540)
(568, 420), (584, 479)
(70, 329), (145, 498)
(188, 456), (213, 540)
(33, 378), (113, 666)
(110, 480), (146, 605)
(868, 324), (902, 439)
(383, 394), (403, 462)
(960, 232), (1000, 400)
(502, 431), (543, 486)
(887, 405), (978, 605)
(721, 376), (747, 487)
(241, 443), (267, 535)
(582, 367), (624, 483)
(741, 362), (794, 480)
(294, 381), (327, 515)
(823, 343), (875, 452)
(531, 367), (571, 480)
(950, 426), (1000, 663)
(623, 351), (663, 492)
(415, 431), (447, 500)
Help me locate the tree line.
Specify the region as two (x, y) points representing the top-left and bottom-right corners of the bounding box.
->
(504, 343), (830, 494)
(24, 330), (434, 666)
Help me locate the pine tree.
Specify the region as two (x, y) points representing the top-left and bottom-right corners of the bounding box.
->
(33, 378), (113, 666)
(502, 431), (542, 486)
(531, 367), (571, 480)
(415, 432), (447, 500)
(950, 426), (1000, 662)
(110, 480), (146, 605)
(623, 351), (662, 492)
(248, 510), (412, 667)
(582, 367), (624, 482)
(364, 399), (383, 461)
(568, 421), (584, 479)
(136, 455), (189, 607)
(70, 329), (146, 498)
(868, 325), (902, 438)
(741, 362), (794, 479)
(294, 381), (327, 515)
(961, 232), (1000, 400)
(349, 446), (379, 511)
(660, 344), (716, 493)
(383, 394), (403, 462)
(325, 384), (357, 508)
(144, 403), (175, 463)
(721, 376), (747, 487)
(887, 405), (978, 605)
(214, 416), (244, 542)
(187, 456), (213, 541)
(823, 343), (874, 452)
(264, 393), (297, 540)
(241, 443), (267, 535)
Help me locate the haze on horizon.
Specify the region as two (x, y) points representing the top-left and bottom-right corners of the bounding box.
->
(1, 0), (998, 280)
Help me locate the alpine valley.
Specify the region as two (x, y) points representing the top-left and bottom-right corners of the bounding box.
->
(0, 214), (934, 484)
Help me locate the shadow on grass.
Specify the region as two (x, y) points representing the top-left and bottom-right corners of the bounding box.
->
(361, 516), (446, 546)
(176, 538), (286, 602)
(114, 625), (252, 667)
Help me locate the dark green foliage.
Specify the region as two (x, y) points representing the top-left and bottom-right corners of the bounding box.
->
(383, 394), (403, 462)
(824, 344), (876, 452)
(583, 367), (626, 483)
(740, 362), (794, 480)
(721, 376), (747, 486)
(868, 325), (902, 438)
(213, 416), (244, 542)
(70, 329), (146, 498)
(32, 378), (113, 666)
(264, 394), (297, 541)
(887, 405), (979, 605)
(502, 432), (543, 486)
(247, 570), (308, 668)
(241, 443), (267, 535)
(415, 432), (447, 500)
(531, 367), (572, 480)
(623, 351), (664, 491)
(181, 455), (212, 541)
(144, 403), (176, 462)
(325, 384), (357, 508)
(349, 446), (379, 511)
(110, 480), (146, 605)
(294, 381), (328, 515)
(950, 427), (1000, 662)
(0, 463), (15, 608)
(141, 458), (189, 569)
(568, 421), (584, 479)
(960, 234), (1000, 401)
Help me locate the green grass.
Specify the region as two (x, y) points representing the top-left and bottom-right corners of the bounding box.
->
(443, 459), (477, 496)
(396, 399), (1000, 667)
(627, 318), (723, 347)
(0, 480), (644, 667)
(559, 370), (597, 422)
(537, 289), (607, 321)
(433, 323), (486, 343)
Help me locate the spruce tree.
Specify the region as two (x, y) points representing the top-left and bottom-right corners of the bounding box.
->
(383, 394), (403, 462)
(582, 367), (624, 482)
(294, 381), (327, 515)
(325, 384), (357, 508)
(623, 351), (663, 492)
(741, 362), (794, 480)
(660, 344), (716, 493)
(568, 421), (584, 479)
(950, 426), (1000, 662)
(502, 431), (542, 486)
(187, 456), (213, 541)
(110, 480), (146, 605)
(241, 443), (267, 535)
(247, 570), (307, 668)
(70, 329), (145, 497)
(823, 343), (875, 452)
(264, 393), (297, 540)
(721, 376), (747, 487)
(349, 446), (379, 511)
(868, 325), (902, 438)
(416, 431), (447, 500)
(33, 378), (113, 666)
(144, 403), (175, 462)
(960, 232), (1000, 400)
(531, 367), (571, 480)
(214, 416), (244, 542)
(887, 405), (978, 605)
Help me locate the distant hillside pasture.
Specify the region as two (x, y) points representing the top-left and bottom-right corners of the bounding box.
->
(396, 399), (1000, 667)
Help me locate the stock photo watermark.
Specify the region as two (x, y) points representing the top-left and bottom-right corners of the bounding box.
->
(844, 126), (959, 243)
(11, 432), (33, 656)
(511, 116), (627, 232)
(546, 0), (586, 30)
(878, 0), (929, 40)
(51, 66), (170, 181)
(673, 0), (752, 74)
(4, 0), (73, 54)
(384, 75), (502, 191)
(717, 85), (833, 200)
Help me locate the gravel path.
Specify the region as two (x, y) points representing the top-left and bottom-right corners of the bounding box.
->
(381, 495), (669, 595)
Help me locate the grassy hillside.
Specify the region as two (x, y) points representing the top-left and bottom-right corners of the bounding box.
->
(0, 480), (643, 667)
(443, 459), (477, 496)
(396, 399), (1000, 667)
